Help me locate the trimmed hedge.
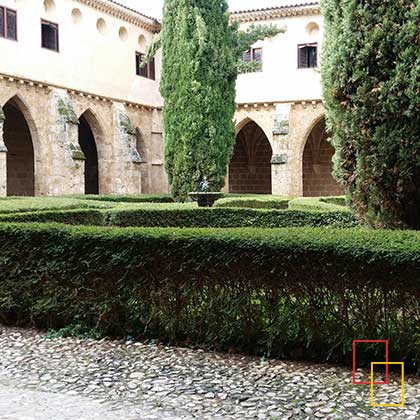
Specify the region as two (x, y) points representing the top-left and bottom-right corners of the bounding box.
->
(104, 207), (358, 228)
(0, 197), (113, 215)
(214, 195), (290, 209)
(0, 223), (418, 369)
(288, 197), (350, 212)
(65, 194), (174, 204)
(0, 207), (359, 228)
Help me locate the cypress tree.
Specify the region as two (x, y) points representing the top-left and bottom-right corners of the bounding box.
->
(321, 0), (420, 229)
(158, 0), (282, 201)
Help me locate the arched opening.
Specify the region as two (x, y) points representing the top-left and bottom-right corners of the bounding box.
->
(3, 98), (35, 196)
(78, 113), (99, 195)
(302, 117), (343, 197)
(229, 120), (272, 194)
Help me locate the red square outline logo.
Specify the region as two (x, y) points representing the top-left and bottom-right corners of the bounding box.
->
(352, 340), (389, 385)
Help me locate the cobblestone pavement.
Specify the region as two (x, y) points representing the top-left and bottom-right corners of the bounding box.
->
(0, 327), (418, 420)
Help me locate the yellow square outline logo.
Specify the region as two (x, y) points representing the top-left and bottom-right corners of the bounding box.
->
(370, 362), (405, 407)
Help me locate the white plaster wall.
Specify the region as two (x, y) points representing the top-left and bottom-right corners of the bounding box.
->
(0, 0), (162, 107)
(236, 13), (324, 104)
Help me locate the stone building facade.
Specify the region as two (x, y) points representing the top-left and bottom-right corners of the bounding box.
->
(0, 0), (341, 197)
(0, 0), (167, 196)
(230, 2), (343, 197)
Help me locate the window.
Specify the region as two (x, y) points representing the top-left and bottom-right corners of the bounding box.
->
(41, 20), (59, 51)
(242, 48), (263, 71)
(298, 43), (318, 69)
(136, 52), (155, 80)
(0, 6), (17, 41)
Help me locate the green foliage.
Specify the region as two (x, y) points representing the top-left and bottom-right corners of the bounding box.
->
(0, 223), (418, 369)
(0, 205), (358, 229)
(161, 1), (283, 201)
(0, 197), (113, 214)
(321, 0), (420, 229)
(288, 197), (350, 213)
(214, 195), (290, 209)
(66, 194), (174, 204)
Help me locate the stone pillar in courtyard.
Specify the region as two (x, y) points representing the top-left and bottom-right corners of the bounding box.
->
(0, 107), (7, 196)
(112, 103), (142, 194)
(49, 89), (85, 195)
(271, 104), (294, 196)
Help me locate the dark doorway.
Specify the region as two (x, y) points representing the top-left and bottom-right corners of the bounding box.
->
(229, 121), (272, 194)
(303, 117), (343, 197)
(78, 114), (99, 195)
(3, 99), (35, 196)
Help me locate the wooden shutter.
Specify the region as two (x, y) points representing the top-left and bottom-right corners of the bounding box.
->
(149, 57), (156, 80)
(253, 48), (263, 71)
(6, 9), (17, 40)
(308, 45), (317, 68)
(243, 50), (251, 63)
(298, 45), (308, 68)
(42, 21), (59, 51)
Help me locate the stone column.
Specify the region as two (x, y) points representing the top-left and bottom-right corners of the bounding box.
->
(0, 108), (7, 197)
(112, 103), (142, 194)
(150, 109), (169, 194)
(49, 89), (84, 195)
(271, 104), (295, 196)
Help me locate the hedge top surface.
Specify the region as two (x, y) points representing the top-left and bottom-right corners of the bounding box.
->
(0, 197), (115, 214)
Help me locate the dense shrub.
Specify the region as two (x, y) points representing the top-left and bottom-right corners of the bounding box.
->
(0, 197), (113, 214)
(67, 194), (174, 204)
(105, 207), (358, 228)
(0, 209), (104, 225)
(214, 195), (290, 209)
(288, 197), (350, 213)
(0, 223), (418, 370)
(322, 0), (420, 229)
(0, 207), (357, 228)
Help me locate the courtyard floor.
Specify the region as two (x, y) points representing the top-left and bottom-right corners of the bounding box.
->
(0, 326), (418, 420)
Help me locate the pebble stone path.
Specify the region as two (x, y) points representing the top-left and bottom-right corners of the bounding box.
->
(0, 327), (418, 420)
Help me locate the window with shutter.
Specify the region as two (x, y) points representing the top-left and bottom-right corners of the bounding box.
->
(298, 43), (318, 69)
(136, 52), (155, 79)
(0, 6), (17, 41)
(42, 20), (59, 51)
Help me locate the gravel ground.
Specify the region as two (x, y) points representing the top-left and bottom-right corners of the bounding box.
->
(0, 326), (418, 420)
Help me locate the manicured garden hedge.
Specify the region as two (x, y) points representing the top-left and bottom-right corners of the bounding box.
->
(288, 197), (350, 212)
(214, 195), (290, 209)
(67, 194), (174, 204)
(0, 206), (359, 228)
(0, 223), (419, 370)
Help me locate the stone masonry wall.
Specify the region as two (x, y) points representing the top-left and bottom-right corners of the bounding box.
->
(0, 76), (169, 196)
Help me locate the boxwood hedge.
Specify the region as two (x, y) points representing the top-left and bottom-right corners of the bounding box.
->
(0, 207), (359, 228)
(0, 223), (418, 370)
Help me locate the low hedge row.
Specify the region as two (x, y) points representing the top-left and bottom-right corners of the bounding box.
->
(214, 195), (290, 209)
(66, 194), (174, 203)
(0, 197), (113, 215)
(0, 223), (418, 369)
(0, 207), (359, 228)
(288, 197), (350, 212)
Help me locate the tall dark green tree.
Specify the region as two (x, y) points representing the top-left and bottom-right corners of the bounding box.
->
(148, 0), (282, 201)
(321, 0), (420, 229)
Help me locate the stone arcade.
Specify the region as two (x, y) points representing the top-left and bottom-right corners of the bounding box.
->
(0, 0), (342, 197)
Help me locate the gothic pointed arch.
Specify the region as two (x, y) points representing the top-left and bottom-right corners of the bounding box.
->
(78, 109), (103, 194)
(302, 116), (343, 197)
(2, 95), (38, 196)
(229, 119), (272, 194)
